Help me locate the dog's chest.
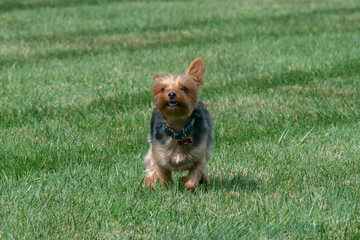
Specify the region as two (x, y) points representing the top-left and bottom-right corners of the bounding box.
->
(163, 138), (197, 171)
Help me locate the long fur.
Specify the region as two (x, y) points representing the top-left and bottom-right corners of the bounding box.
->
(143, 58), (214, 190)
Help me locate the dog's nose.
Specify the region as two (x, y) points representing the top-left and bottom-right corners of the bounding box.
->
(168, 92), (177, 100)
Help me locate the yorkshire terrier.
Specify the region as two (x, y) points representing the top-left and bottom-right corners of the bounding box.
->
(143, 57), (214, 190)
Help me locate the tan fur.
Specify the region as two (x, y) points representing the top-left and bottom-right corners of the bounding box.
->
(153, 74), (199, 119)
(186, 57), (205, 85)
(144, 58), (210, 190)
(143, 137), (211, 190)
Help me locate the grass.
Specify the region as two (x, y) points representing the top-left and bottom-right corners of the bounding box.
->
(0, 0), (359, 238)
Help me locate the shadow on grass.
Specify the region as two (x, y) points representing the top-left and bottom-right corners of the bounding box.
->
(19, 5), (360, 43)
(1, 57), (359, 130)
(0, 0), (189, 12)
(0, 89), (153, 129)
(1, 4), (360, 177)
(171, 173), (258, 193)
(201, 173), (258, 193)
(2, 5), (359, 68)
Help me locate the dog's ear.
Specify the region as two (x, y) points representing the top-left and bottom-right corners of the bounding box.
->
(153, 74), (161, 81)
(186, 57), (206, 85)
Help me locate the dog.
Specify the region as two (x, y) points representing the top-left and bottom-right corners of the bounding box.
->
(143, 57), (214, 190)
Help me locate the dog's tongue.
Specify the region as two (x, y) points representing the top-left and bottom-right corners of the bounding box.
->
(168, 102), (178, 107)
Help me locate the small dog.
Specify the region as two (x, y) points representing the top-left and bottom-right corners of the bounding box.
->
(143, 57), (214, 190)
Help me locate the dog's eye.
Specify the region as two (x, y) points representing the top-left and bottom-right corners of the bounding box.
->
(161, 87), (165, 92)
(180, 87), (188, 92)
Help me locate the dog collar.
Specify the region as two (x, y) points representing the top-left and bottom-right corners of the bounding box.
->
(163, 118), (195, 142)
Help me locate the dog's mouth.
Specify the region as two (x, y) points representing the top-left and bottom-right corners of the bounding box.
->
(167, 101), (179, 108)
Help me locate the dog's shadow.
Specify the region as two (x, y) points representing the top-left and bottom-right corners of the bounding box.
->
(206, 173), (259, 192)
(173, 172), (259, 193)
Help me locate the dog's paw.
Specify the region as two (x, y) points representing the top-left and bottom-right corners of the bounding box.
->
(199, 172), (210, 185)
(181, 176), (197, 191)
(143, 172), (159, 189)
(184, 181), (197, 191)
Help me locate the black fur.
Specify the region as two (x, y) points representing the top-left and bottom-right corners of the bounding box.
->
(148, 101), (214, 149)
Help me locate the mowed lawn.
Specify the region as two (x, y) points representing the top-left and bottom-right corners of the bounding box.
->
(1, 0), (359, 238)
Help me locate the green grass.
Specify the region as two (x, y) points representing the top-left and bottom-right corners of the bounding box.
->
(1, 0), (360, 238)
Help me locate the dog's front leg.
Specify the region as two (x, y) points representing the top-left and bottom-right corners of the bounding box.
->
(181, 161), (207, 190)
(157, 167), (173, 188)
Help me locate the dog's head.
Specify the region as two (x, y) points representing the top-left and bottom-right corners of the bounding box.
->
(152, 58), (206, 119)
